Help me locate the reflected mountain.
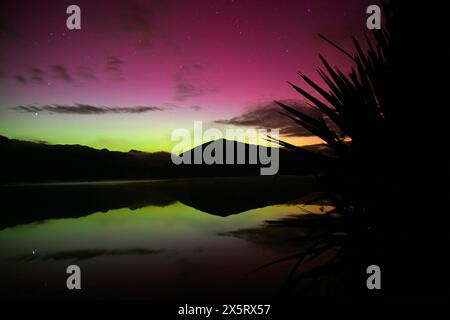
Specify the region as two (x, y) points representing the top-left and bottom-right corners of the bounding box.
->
(175, 175), (318, 216)
(219, 202), (334, 250)
(1, 135), (322, 229)
(0, 176), (319, 229)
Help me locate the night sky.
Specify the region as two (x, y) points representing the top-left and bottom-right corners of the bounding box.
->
(0, 0), (374, 152)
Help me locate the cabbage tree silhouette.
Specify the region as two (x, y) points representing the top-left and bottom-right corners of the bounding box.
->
(260, 2), (412, 297)
(271, 2), (398, 198)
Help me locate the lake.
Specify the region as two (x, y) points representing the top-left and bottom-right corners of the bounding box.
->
(0, 176), (324, 299)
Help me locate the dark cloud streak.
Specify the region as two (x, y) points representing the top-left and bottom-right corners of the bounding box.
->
(15, 75), (26, 84)
(77, 66), (96, 80)
(0, 20), (21, 38)
(105, 56), (125, 80)
(215, 100), (322, 137)
(12, 104), (166, 115)
(49, 65), (72, 83)
(30, 68), (44, 83)
(174, 64), (212, 101)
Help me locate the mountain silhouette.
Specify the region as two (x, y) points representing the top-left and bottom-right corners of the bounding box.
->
(0, 136), (328, 227)
(0, 135), (330, 183)
(0, 135), (174, 182)
(175, 138), (331, 176)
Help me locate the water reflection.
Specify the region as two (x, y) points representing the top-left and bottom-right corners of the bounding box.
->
(0, 176), (319, 299)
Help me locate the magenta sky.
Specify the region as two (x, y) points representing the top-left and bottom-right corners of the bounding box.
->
(0, 0), (374, 151)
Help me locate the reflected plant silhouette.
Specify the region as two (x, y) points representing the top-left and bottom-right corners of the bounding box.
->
(262, 1), (402, 296)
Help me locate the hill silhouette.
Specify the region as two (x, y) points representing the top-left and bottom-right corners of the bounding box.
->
(0, 135), (174, 182)
(176, 138), (333, 177)
(0, 135), (330, 183)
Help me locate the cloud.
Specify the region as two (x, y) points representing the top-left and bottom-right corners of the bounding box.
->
(106, 56), (124, 68)
(12, 104), (165, 114)
(190, 105), (203, 111)
(174, 64), (211, 101)
(0, 20), (21, 38)
(14, 65), (94, 85)
(15, 75), (26, 84)
(13, 105), (41, 113)
(163, 102), (178, 108)
(49, 64), (72, 83)
(13, 67), (45, 85)
(30, 68), (44, 83)
(175, 82), (204, 101)
(105, 56), (125, 80)
(76, 66), (96, 80)
(215, 100), (322, 137)
(121, 1), (154, 50)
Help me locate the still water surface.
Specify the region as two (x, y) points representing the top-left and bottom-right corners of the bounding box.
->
(0, 176), (321, 299)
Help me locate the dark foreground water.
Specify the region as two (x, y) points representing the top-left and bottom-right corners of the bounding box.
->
(0, 176), (324, 299)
